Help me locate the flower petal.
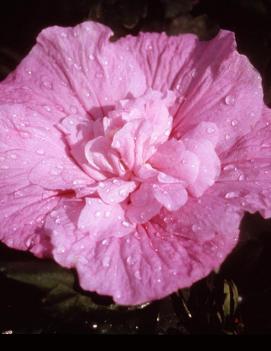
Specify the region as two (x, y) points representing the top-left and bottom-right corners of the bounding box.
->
(84, 136), (126, 180)
(152, 183), (188, 211)
(215, 106), (271, 218)
(97, 178), (137, 204)
(77, 198), (135, 240)
(46, 194), (241, 305)
(119, 30), (263, 152)
(150, 138), (200, 184)
(126, 183), (162, 224)
(0, 22), (146, 123)
(0, 104), (92, 255)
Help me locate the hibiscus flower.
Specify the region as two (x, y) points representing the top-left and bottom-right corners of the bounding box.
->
(0, 21), (270, 305)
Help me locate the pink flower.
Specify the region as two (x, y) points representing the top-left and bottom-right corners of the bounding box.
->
(0, 21), (270, 305)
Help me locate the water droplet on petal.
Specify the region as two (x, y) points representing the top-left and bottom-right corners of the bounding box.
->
(95, 211), (101, 218)
(134, 271), (142, 280)
(238, 174), (245, 181)
(223, 164), (235, 171)
(122, 221), (130, 228)
(231, 119), (238, 127)
(192, 224), (200, 233)
(102, 239), (109, 246)
(73, 179), (85, 186)
(225, 95), (235, 106)
(42, 81), (53, 89)
(102, 256), (111, 268)
(51, 168), (61, 176)
(43, 105), (52, 112)
(191, 69), (196, 78)
(225, 192), (239, 199)
(14, 191), (23, 198)
(104, 211), (111, 218)
(207, 127), (215, 134)
(119, 189), (127, 197)
(36, 149), (45, 156)
(10, 154), (17, 160)
(225, 134), (230, 140)
(20, 132), (31, 139)
(126, 256), (135, 265)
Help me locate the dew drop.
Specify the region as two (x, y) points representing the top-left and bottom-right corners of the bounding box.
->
(70, 106), (78, 114)
(102, 239), (109, 246)
(119, 189), (126, 197)
(122, 221), (130, 228)
(192, 224), (200, 233)
(73, 179), (85, 186)
(238, 174), (245, 181)
(10, 154), (17, 160)
(102, 256), (111, 268)
(14, 191), (23, 198)
(51, 168), (61, 176)
(74, 63), (82, 71)
(231, 119), (238, 127)
(43, 105), (52, 112)
(25, 237), (34, 249)
(42, 81), (52, 89)
(104, 211), (111, 218)
(134, 271), (142, 280)
(55, 218), (61, 225)
(50, 211), (58, 218)
(223, 164), (235, 171)
(95, 211), (102, 218)
(207, 127), (215, 134)
(225, 192), (239, 199)
(36, 149), (45, 156)
(20, 132), (31, 139)
(225, 95), (235, 106)
(225, 134), (230, 140)
(126, 256), (135, 265)
(191, 69), (196, 78)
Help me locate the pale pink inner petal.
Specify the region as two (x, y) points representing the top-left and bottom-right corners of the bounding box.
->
(97, 178), (137, 204)
(127, 183), (162, 224)
(78, 197), (135, 240)
(152, 183), (188, 211)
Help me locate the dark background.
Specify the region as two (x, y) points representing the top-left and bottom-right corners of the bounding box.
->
(1, 0), (271, 334)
